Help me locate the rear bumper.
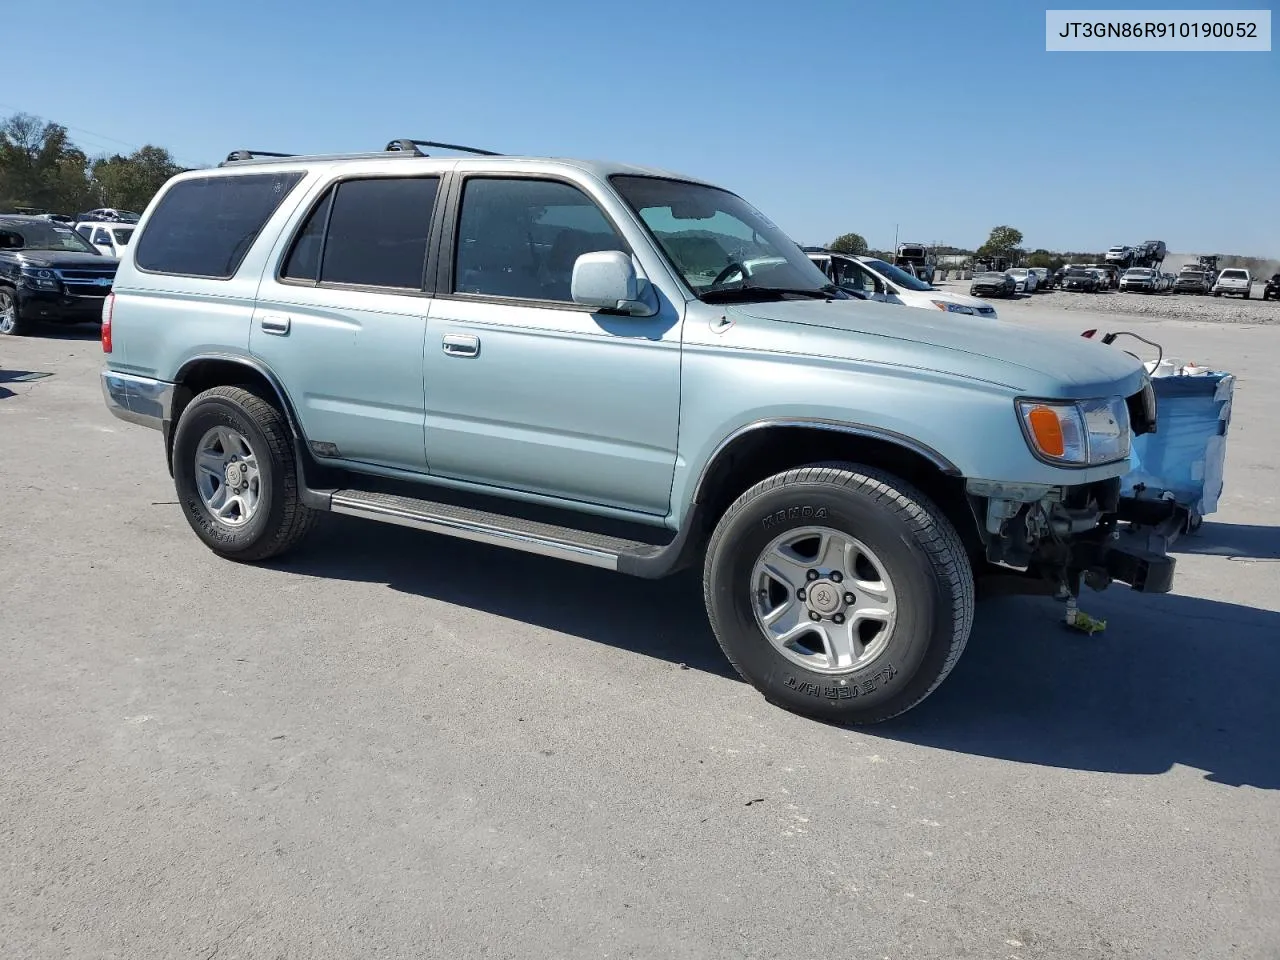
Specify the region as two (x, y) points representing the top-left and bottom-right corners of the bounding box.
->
(101, 370), (173, 431)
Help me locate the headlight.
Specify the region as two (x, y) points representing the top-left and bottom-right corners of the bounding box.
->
(931, 300), (974, 314)
(1016, 397), (1131, 466)
(19, 266), (60, 291)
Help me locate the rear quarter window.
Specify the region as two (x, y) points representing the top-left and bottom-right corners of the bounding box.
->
(135, 171), (305, 278)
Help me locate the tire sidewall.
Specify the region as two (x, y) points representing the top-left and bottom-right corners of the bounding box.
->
(172, 394), (284, 554)
(707, 479), (954, 718)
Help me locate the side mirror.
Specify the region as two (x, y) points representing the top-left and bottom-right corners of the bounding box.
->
(571, 250), (651, 315)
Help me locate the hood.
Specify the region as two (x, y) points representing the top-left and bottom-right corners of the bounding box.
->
(728, 298), (1146, 396)
(13, 250), (119, 270)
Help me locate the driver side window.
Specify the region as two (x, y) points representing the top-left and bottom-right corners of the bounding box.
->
(453, 178), (627, 303)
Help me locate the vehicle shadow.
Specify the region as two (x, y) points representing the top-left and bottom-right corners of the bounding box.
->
(275, 516), (1280, 788)
(0, 369), (52, 399)
(31, 324), (101, 341)
(272, 515), (737, 679)
(875, 590), (1280, 789)
(1175, 521), (1280, 561)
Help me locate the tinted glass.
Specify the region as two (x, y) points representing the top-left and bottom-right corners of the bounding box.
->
(454, 178), (626, 302)
(135, 172), (304, 278)
(0, 220), (97, 253)
(861, 258), (933, 292)
(112, 228), (134, 245)
(319, 177), (438, 289)
(280, 190), (334, 283)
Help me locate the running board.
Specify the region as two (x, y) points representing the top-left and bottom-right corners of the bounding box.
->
(328, 489), (671, 573)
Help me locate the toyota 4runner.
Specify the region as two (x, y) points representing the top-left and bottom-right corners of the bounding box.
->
(101, 138), (1176, 724)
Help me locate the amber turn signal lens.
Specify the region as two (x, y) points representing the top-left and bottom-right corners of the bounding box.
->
(1025, 405), (1065, 458)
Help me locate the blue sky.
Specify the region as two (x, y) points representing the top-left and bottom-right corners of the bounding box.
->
(7, 0), (1277, 254)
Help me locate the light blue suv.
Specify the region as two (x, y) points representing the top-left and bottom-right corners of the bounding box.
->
(101, 138), (1176, 724)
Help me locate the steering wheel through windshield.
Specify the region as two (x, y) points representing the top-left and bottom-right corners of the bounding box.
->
(708, 260), (748, 290)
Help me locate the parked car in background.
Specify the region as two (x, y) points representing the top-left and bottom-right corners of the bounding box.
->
(74, 221), (136, 259)
(99, 142), (1173, 725)
(1028, 266), (1054, 290)
(1005, 268), (1038, 294)
(807, 250), (999, 318)
(1212, 268), (1252, 299)
(1088, 269), (1112, 290)
(970, 271), (1017, 298)
(1119, 267), (1161, 293)
(0, 215), (117, 336)
(1060, 267), (1100, 292)
(77, 208), (141, 224)
(1262, 274), (1280, 301)
(1173, 266), (1211, 295)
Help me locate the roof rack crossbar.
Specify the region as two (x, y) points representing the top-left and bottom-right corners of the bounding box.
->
(384, 139), (501, 157)
(224, 150), (298, 163)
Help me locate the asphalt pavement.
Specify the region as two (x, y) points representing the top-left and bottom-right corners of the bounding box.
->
(2, 302), (1277, 959)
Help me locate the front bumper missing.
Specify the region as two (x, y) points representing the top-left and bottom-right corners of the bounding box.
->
(968, 478), (1180, 597)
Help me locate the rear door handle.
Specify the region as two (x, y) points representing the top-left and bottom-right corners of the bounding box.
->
(442, 333), (480, 358)
(260, 314), (291, 335)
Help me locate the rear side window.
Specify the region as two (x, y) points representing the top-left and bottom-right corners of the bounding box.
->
(281, 177), (439, 289)
(135, 171), (304, 279)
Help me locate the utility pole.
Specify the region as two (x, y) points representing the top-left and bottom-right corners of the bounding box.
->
(893, 223), (899, 254)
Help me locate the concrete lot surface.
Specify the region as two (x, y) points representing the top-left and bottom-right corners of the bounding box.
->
(2, 303), (1277, 959)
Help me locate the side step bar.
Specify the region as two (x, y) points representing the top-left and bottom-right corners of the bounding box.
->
(327, 489), (692, 576)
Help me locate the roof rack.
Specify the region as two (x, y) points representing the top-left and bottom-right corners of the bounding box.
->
(223, 150), (297, 163)
(384, 139), (501, 157)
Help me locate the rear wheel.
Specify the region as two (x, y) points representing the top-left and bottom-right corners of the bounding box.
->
(172, 386), (316, 561)
(1242, 289), (1250, 300)
(0, 287), (32, 336)
(703, 463), (974, 724)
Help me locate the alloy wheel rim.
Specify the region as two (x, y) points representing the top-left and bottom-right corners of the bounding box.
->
(194, 426), (262, 527)
(750, 525), (898, 676)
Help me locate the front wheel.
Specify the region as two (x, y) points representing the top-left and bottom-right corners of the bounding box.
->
(703, 463), (975, 724)
(172, 385), (316, 562)
(0, 287), (32, 336)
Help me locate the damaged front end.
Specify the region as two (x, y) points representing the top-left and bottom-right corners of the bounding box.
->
(965, 477), (1180, 599)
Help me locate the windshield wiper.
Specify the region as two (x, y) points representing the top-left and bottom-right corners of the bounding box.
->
(701, 285), (842, 303)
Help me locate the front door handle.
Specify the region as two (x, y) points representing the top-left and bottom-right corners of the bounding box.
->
(260, 314), (291, 336)
(442, 333), (480, 358)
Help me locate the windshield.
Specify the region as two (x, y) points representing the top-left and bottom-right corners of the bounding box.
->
(1220, 269), (1247, 279)
(1065, 268), (1090, 276)
(112, 227), (134, 245)
(610, 176), (836, 300)
(1125, 269), (1153, 276)
(0, 220), (98, 254)
(861, 258), (934, 291)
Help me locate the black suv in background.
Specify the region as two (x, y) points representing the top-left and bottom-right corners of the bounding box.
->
(0, 216), (118, 336)
(1263, 274), (1280, 302)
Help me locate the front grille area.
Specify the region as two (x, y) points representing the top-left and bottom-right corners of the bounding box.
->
(54, 267), (116, 298)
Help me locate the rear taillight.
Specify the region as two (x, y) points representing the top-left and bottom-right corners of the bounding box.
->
(101, 293), (114, 353)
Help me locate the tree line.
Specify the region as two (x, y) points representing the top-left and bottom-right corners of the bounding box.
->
(827, 227), (1101, 270)
(0, 112), (187, 217)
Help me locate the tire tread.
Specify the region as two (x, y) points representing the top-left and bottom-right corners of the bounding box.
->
(182, 385), (316, 562)
(703, 461), (974, 723)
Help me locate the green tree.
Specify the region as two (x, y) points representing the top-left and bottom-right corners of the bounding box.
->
(0, 113), (95, 214)
(90, 146), (183, 213)
(829, 232), (868, 256)
(977, 225), (1024, 260)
